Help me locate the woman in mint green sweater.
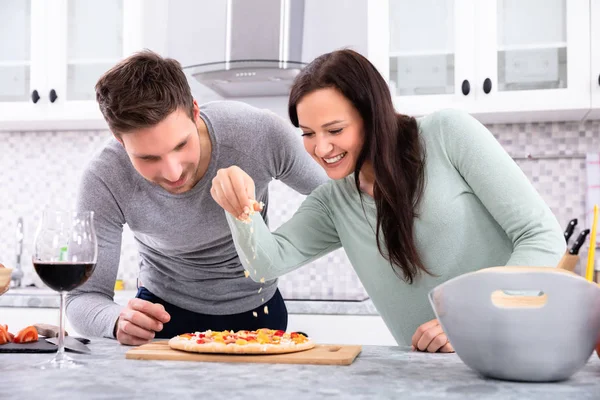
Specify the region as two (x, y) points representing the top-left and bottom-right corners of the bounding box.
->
(210, 49), (565, 352)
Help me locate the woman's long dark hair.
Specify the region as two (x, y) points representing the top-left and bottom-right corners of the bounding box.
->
(288, 49), (430, 283)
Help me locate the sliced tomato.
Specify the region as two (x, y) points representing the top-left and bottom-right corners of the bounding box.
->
(13, 326), (39, 344)
(273, 330), (284, 337)
(0, 325), (9, 345)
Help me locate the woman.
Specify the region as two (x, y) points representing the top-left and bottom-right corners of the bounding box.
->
(210, 49), (565, 352)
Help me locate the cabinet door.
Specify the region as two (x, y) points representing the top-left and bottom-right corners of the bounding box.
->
(45, 0), (124, 106)
(0, 0), (49, 121)
(474, 0), (590, 122)
(39, 0), (168, 129)
(0, 0), (167, 130)
(368, 0), (476, 117)
(589, 0), (600, 119)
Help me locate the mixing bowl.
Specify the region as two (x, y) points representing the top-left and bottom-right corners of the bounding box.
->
(429, 266), (600, 382)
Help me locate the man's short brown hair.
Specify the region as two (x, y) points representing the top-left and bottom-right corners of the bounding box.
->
(95, 50), (194, 135)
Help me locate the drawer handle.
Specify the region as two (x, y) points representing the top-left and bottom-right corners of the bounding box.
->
(483, 78), (492, 94)
(461, 80), (470, 96)
(31, 90), (40, 104)
(49, 89), (58, 103)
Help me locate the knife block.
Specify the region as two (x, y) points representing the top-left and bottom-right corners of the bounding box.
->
(556, 253), (579, 272)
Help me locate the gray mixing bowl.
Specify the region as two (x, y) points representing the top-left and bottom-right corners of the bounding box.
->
(429, 267), (600, 382)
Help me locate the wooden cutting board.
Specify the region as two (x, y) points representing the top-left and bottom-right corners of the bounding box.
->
(126, 341), (362, 366)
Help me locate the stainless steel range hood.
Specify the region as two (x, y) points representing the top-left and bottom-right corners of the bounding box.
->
(184, 0), (306, 98)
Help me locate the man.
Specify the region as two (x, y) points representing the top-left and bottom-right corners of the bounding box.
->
(66, 50), (328, 345)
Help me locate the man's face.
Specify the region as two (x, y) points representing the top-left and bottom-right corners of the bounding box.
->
(118, 103), (203, 194)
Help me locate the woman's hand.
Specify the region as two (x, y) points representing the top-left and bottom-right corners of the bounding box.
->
(411, 318), (454, 353)
(211, 166), (261, 221)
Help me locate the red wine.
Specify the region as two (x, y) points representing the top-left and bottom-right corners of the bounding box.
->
(33, 262), (96, 292)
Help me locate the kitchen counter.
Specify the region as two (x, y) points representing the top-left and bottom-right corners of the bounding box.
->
(2, 338), (599, 399)
(0, 288), (379, 315)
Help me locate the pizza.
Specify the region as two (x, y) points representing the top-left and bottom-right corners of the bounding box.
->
(168, 328), (314, 354)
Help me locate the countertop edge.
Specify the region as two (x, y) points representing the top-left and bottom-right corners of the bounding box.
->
(0, 290), (379, 316)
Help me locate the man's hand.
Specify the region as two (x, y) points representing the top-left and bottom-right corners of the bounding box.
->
(411, 319), (454, 353)
(115, 298), (171, 346)
(211, 166), (260, 221)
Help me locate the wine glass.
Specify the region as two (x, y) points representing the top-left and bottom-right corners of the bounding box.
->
(32, 210), (97, 369)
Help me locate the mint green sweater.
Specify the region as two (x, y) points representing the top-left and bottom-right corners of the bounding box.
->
(226, 109), (565, 345)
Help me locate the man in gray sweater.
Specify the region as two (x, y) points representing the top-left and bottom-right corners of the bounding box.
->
(66, 51), (328, 345)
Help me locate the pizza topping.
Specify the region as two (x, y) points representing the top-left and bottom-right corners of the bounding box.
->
(0, 325), (10, 345)
(173, 329), (310, 348)
(238, 201), (265, 223)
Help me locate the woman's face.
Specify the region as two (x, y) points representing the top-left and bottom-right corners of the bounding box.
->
(296, 88), (365, 180)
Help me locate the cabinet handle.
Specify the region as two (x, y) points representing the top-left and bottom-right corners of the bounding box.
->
(49, 89), (58, 103)
(31, 90), (40, 104)
(461, 80), (470, 96)
(483, 78), (492, 94)
(598, 74), (600, 87)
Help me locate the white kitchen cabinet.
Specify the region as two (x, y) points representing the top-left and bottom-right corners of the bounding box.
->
(473, 0), (590, 122)
(368, 0), (477, 118)
(368, 0), (592, 123)
(588, 0), (600, 119)
(0, 0), (168, 131)
(0, 0), (48, 124)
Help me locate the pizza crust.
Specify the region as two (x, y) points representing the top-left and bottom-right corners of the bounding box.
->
(168, 335), (315, 355)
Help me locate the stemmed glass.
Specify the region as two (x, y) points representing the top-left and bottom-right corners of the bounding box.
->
(32, 210), (97, 369)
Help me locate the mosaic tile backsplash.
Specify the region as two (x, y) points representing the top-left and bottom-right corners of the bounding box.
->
(1, 118), (599, 300)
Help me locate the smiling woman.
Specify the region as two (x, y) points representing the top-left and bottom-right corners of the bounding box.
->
(297, 90), (364, 181)
(212, 49), (565, 352)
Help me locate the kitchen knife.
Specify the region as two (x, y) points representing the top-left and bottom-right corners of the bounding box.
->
(46, 337), (91, 354)
(564, 218), (578, 244)
(33, 323), (89, 344)
(569, 229), (590, 255)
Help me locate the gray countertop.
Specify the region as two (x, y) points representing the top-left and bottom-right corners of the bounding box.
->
(2, 338), (599, 399)
(0, 288), (379, 315)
